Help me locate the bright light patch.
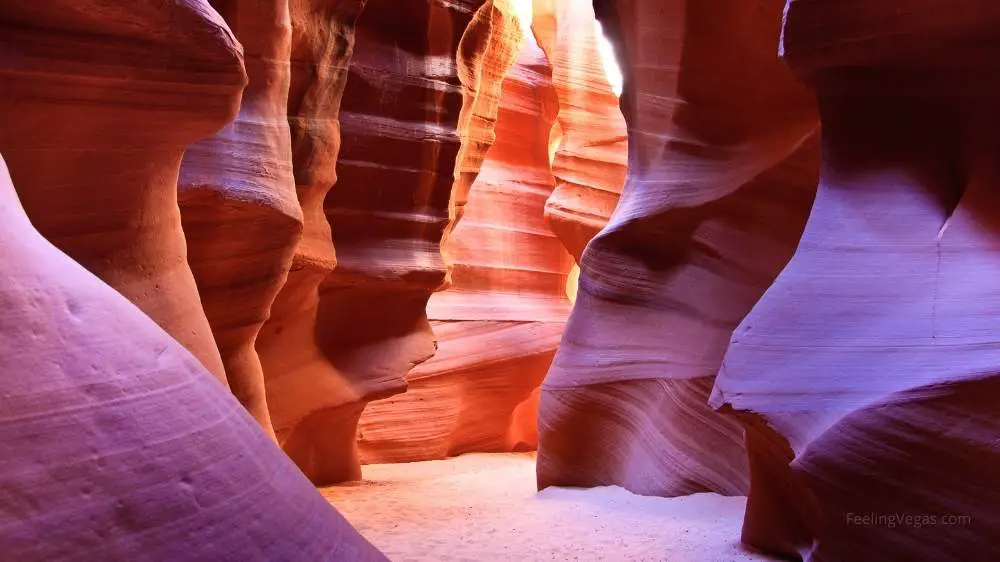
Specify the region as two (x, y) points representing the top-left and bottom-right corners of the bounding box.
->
(565, 264), (580, 303)
(593, 21), (623, 97)
(548, 121), (563, 165)
(510, 0), (533, 35)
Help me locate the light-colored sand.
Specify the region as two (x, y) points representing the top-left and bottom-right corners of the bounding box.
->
(321, 453), (777, 561)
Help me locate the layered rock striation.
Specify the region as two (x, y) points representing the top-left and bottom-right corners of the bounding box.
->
(180, 0), (302, 438)
(0, 0), (241, 386)
(532, 0), (627, 262)
(255, 0), (370, 484)
(0, 92), (385, 562)
(711, 2), (1000, 560)
(537, 0), (819, 497)
(260, 0), (522, 484)
(358, 38), (574, 463)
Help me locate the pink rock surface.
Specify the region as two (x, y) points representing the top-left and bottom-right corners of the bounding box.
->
(532, 0), (627, 261)
(711, 2), (1000, 559)
(180, 0), (302, 438)
(537, 0), (819, 497)
(0, 152), (386, 560)
(0, 0), (239, 386)
(358, 39), (574, 463)
(7, 0), (1000, 557)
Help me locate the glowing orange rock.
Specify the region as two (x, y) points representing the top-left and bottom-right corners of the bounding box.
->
(179, 0), (301, 438)
(0, 0), (241, 386)
(358, 38), (574, 463)
(255, 0), (368, 484)
(533, 0), (627, 261)
(260, 0), (522, 484)
(0, 12), (379, 554)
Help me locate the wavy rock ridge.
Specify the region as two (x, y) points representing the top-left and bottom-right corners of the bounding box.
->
(1, 0), (542, 487)
(532, 0), (627, 263)
(0, 154), (384, 561)
(536, 0), (820, 497)
(712, 1), (1000, 560)
(180, 0), (302, 439)
(254, 0), (371, 485)
(0, 0), (384, 556)
(359, 37), (574, 463)
(6, 0), (1000, 559)
(257, 0), (523, 483)
(0, 0), (239, 388)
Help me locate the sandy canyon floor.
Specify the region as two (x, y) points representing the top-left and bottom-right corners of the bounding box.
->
(321, 453), (777, 561)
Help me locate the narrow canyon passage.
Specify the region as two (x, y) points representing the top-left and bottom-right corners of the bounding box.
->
(4, 0), (1000, 561)
(319, 3), (775, 560)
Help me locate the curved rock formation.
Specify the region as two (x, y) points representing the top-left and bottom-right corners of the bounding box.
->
(180, 0), (301, 438)
(711, 2), (1000, 560)
(537, 0), (819, 497)
(532, 0), (627, 262)
(260, 0), (522, 484)
(255, 0), (368, 484)
(358, 38), (574, 463)
(323, 0), (521, 399)
(0, 0), (239, 386)
(451, 1), (525, 229)
(0, 153), (384, 561)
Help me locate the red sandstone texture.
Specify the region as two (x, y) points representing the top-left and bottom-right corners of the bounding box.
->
(3, 0), (1000, 558)
(259, 0), (522, 484)
(179, 0), (301, 439)
(536, 0), (820, 497)
(0, 0), (236, 387)
(532, 0), (627, 262)
(254, 0), (369, 484)
(451, 1), (526, 229)
(711, 2), (1000, 560)
(358, 38), (574, 463)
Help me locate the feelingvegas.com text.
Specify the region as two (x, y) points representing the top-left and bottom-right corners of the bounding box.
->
(846, 512), (972, 529)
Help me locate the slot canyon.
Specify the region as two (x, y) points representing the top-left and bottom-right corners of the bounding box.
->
(1, 0), (998, 561)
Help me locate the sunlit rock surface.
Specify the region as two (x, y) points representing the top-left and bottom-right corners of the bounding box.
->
(537, 0), (819, 498)
(358, 39), (574, 463)
(253, 0), (369, 484)
(259, 0), (522, 484)
(532, 0), (627, 262)
(5, 0), (1000, 558)
(180, 0), (302, 438)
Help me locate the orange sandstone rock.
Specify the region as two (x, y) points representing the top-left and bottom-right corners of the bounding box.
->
(180, 0), (302, 438)
(451, 1), (525, 229)
(261, 0), (522, 484)
(532, 0), (627, 261)
(0, 112), (384, 562)
(358, 39), (574, 463)
(0, 0), (241, 386)
(256, 0), (368, 484)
